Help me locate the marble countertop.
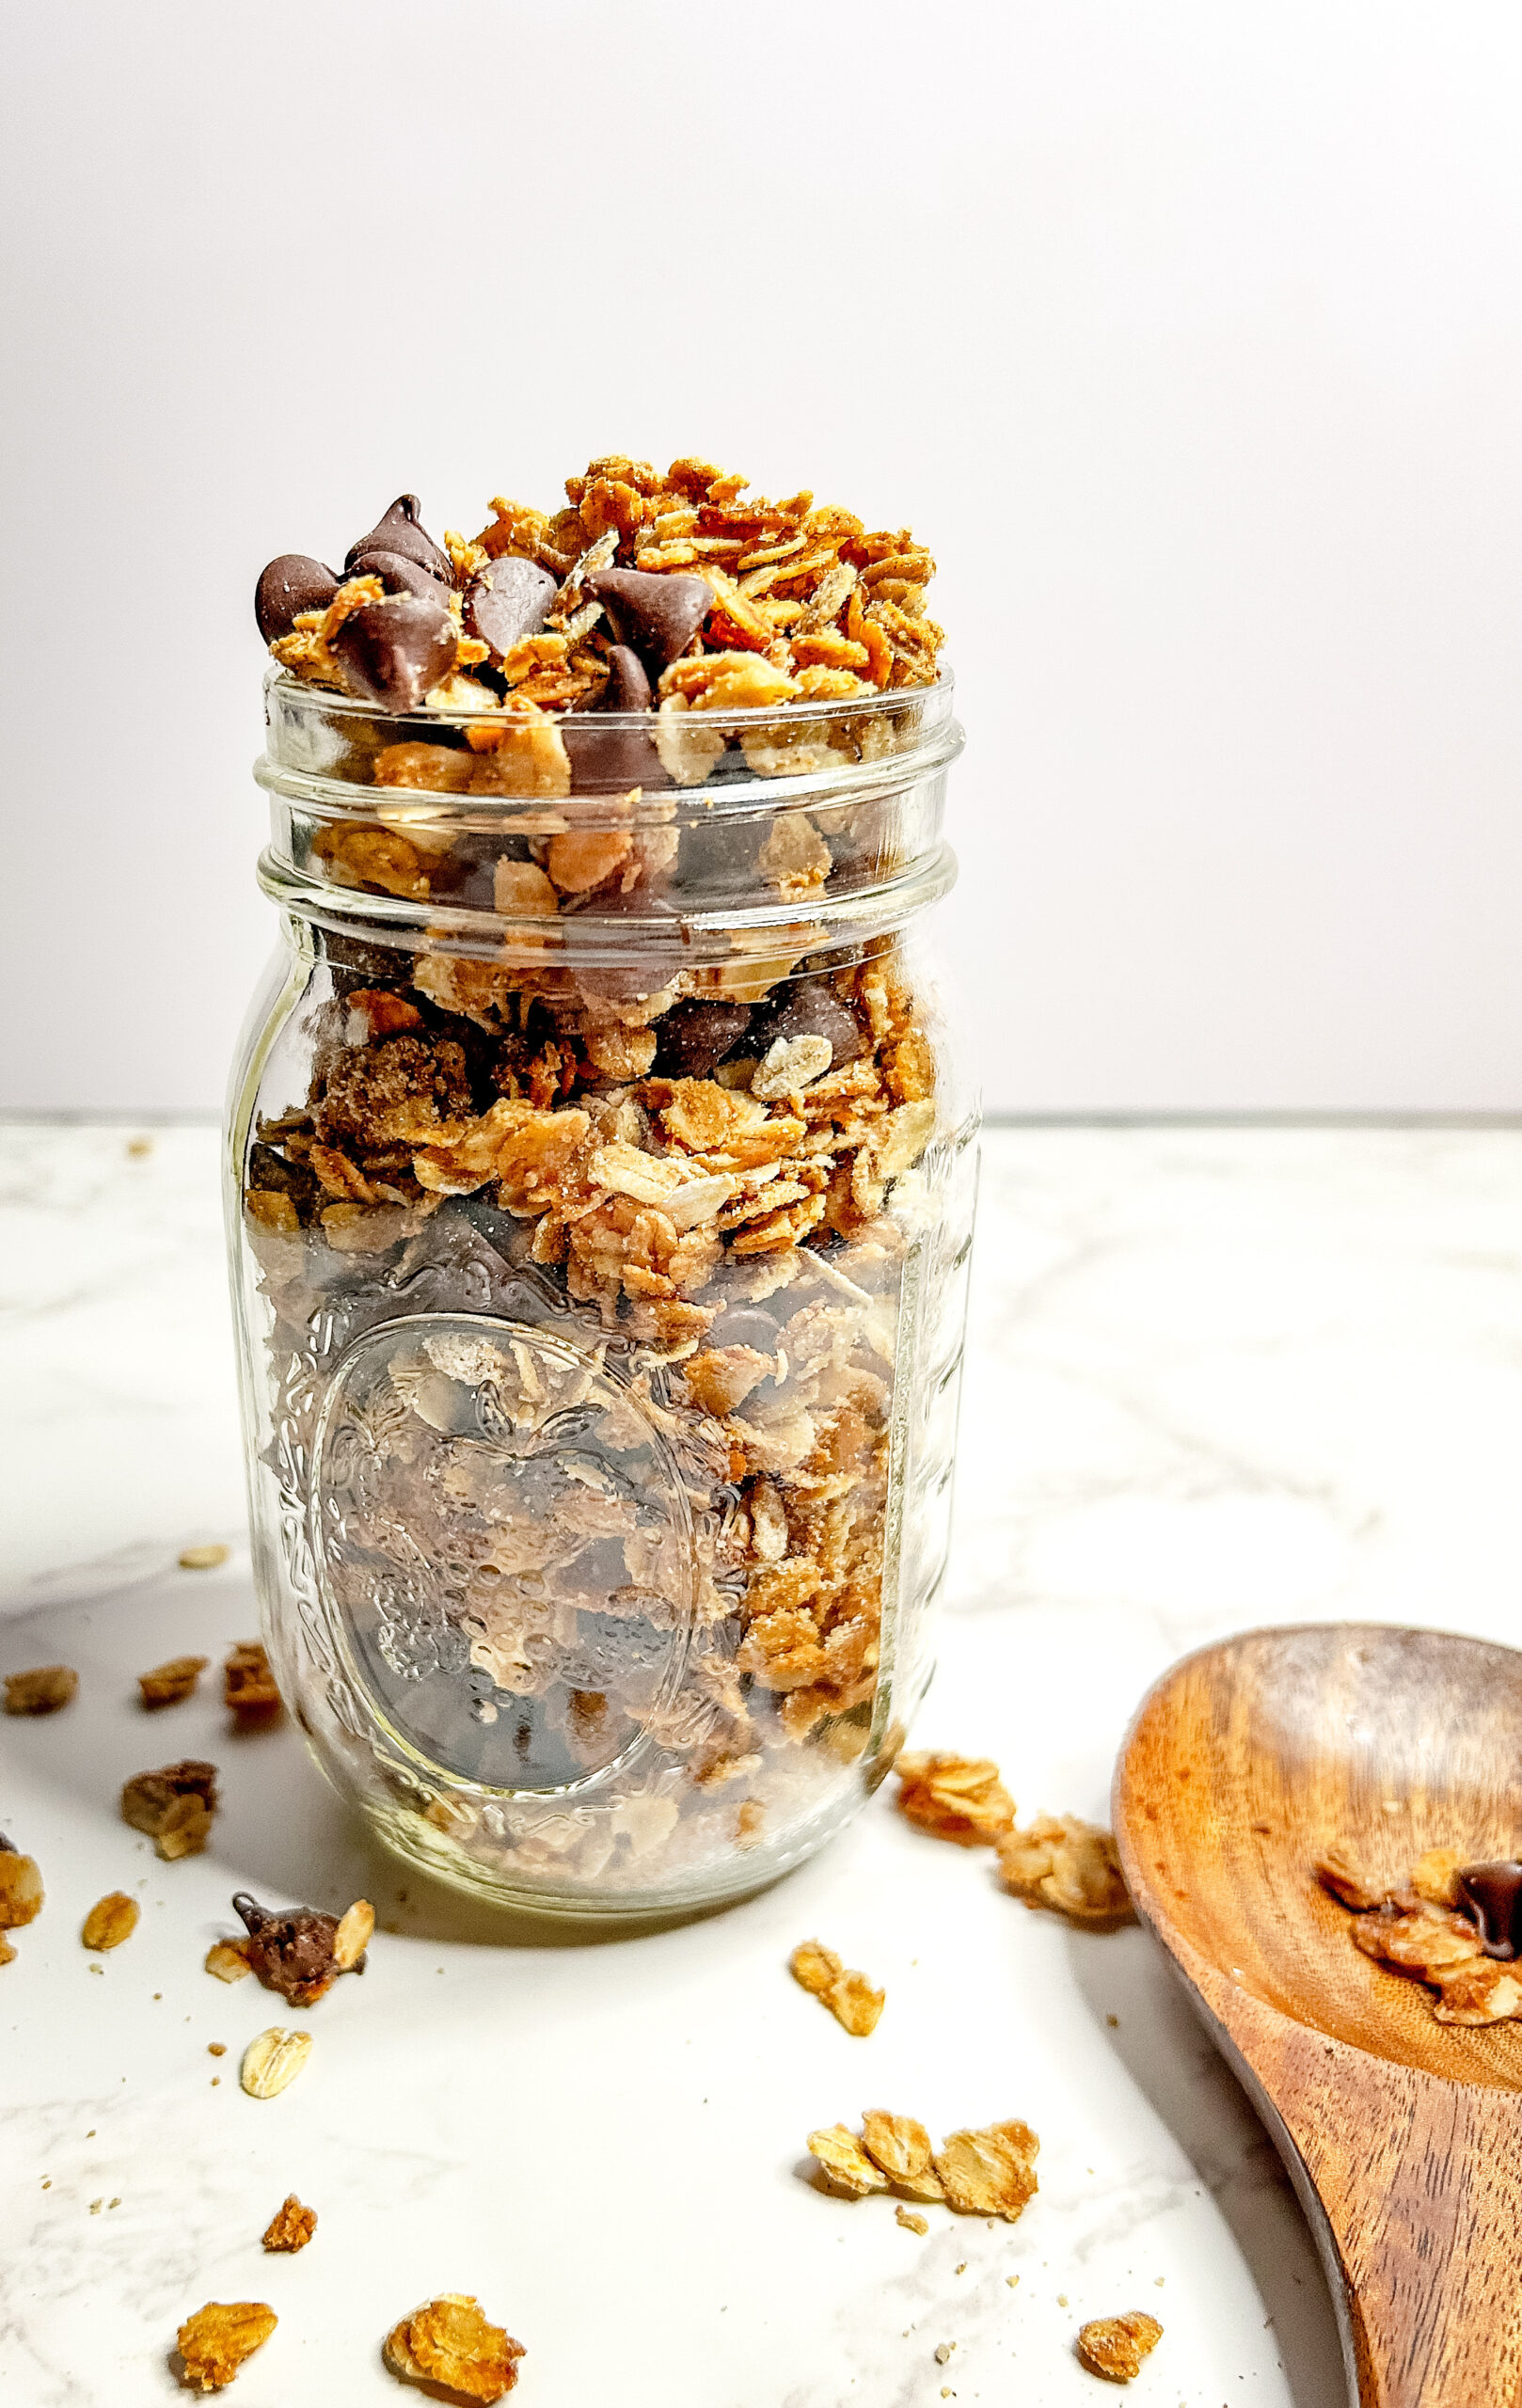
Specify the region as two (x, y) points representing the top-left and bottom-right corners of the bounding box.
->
(4, 1117), (1521, 2407)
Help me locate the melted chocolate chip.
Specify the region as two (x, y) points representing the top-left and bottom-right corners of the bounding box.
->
(1458, 1861), (1522, 1959)
(255, 553), (341, 644)
(344, 494), (453, 586)
(331, 593), (458, 712)
(588, 567), (712, 672)
(751, 978), (866, 1069)
(347, 546), (451, 601)
(233, 1891), (341, 2005)
(463, 554), (559, 657)
(652, 997), (753, 1077)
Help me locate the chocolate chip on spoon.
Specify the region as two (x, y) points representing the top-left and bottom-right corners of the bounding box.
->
(345, 494), (453, 587)
(331, 593), (458, 713)
(587, 567), (712, 672)
(1458, 1861), (1522, 1960)
(255, 554), (341, 644)
(463, 555), (559, 657)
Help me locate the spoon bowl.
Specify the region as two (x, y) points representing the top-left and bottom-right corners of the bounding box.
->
(1115, 1623), (1522, 2405)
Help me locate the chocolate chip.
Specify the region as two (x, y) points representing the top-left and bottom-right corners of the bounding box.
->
(348, 547), (452, 602)
(344, 494), (452, 586)
(464, 554), (559, 657)
(601, 644), (654, 712)
(652, 997), (753, 1077)
(714, 1308), (783, 1354)
(563, 645), (669, 795)
(751, 978), (866, 1068)
(588, 567), (712, 672)
(1458, 1861), (1522, 1959)
(255, 554), (341, 644)
(330, 594), (458, 713)
(232, 1892), (341, 2006)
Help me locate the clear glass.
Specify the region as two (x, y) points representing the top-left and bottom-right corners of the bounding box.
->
(227, 671), (977, 1916)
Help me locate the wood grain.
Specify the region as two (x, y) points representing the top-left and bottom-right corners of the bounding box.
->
(1114, 1624), (1522, 2408)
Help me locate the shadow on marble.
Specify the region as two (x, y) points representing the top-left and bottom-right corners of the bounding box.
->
(1069, 1925), (1346, 2408)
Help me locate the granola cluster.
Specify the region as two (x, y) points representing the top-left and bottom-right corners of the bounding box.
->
(1318, 1843), (1522, 2024)
(258, 459), (943, 723)
(807, 2110), (1039, 2221)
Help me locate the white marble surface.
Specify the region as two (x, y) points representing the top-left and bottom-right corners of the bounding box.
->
(3, 1117), (1521, 2406)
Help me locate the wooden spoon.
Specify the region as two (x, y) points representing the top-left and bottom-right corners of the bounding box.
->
(1113, 1622), (1522, 2408)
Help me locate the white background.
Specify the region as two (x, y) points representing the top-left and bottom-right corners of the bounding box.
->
(4, 2), (1521, 1115)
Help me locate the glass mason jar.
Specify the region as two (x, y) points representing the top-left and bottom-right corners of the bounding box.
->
(227, 669), (976, 1916)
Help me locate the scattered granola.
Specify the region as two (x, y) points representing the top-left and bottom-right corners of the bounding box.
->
(224, 1641), (281, 1724)
(121, 1761), (218, 1860)
(1317, 1844), (1522, 2024)
(139, 1655), (210, 1708)
(205, 1939), (253, 1983)
(789, 1939), (885, 2036)
(896, 2206), (929, 2235)
(3, 1665), (77, 1716)
(180, 1544), (230, 1572)
(82, 1892), (139, 1951)
(0, 1836), (44, 1931)
(896, 1752), (1016, 1846)
(240, 2026), (312, 2099)
(175, 2301), (277, 2391)
(384, 2294), (525, 2401)
(261, 2194), (316, 2252)
(1076, 2311), (1164, 2383)
(998, 1815), (1133, 1925)
(230, 1891), (372, 2005)
(807, 2112), (1038, 2221)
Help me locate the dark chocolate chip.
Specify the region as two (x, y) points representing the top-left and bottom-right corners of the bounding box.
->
(652, 997), (753, 1077)
(347, 546), (451, 601)
(601, 644), (654, 713)
(588, 567), (712, 671)
(330, 594), (458, 713)
(561, 645), (668, 794)
(714, 1308), (783, 1354)
(232, 1892), (343, 2004)
(247, 1143), (318, 1210)
(344, 494), (453, 586)
(1458, 1861), (1522, 1959)
(464, 554), (560, 657)
(255, 553), (341, 644)
(751, 978), (866, 1068)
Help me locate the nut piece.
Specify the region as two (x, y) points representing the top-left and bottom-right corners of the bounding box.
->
(240, 2026), (313, 2099)
(789, 1939), (885, 2037)
(860, 2109), (944, 2201)
(139, 1655), (210, 1708)
(176, 2301), (276, 2391)
(205, 1939), (253, 1984)
(896, 1751), (1015, 1845)
(0, 1839), (45, 1929)
(120, 1761), (218, 1861)
(261, 2194), (316, 2252)
(806, 2123), (890, 2197)
(224, 1640), (281, 1724)
(4, 1665), (78, 1716)
(1076, 2311), (1164, 2383)
(997, 1814), (1133, 1925)
(82, 1892), (140, 1951)
(932, 2120), (1040, 2222)
(384, 2294), (526, 2401)
(179, 1544), (230, 1571)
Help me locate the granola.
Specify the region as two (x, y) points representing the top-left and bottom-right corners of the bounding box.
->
(240, 2026), (312, 2099)
(1317, 1844), (1522, 2024)
(82, 1892), (139, 1950)
(139, 1654), (210, 1707)
(229, 1890), (372, 2005)
(998, 1814), (1133, 1925)
(0, 1836), (44, 1930)
(3, 1665), (77, 1716)
(224, 1641), (281, 1724)
(261, 2194), (316, 2251)
(176, 2302), (276, 2391)
(807, 2112), (1038, 2221)
(789, 1939), (885, 2036)
(896, 1752), (1016, 1846)
(384, 2295), (525, 2401)
(121, 1761), (218, 1860)
(1076, 2312), (1163, 2383)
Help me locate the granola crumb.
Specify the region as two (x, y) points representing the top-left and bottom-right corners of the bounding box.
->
(139, 1655), (211, 1708)
(935, 2342), (955, 2364)
(789, 1939), (885, 2036)
(175, 2300), (277, 2390)
(1076, 2311), (1164, 2383)
(1007, 2274), (1021, 2288)
(3, 1665), (78, 1717)
(895, 1751), (1014, 1845)
(208, 2042), (227, 2056)
(998, 1814), (1132, 1925)
(896, 2206), (929, 2235)
(224, 1641), (281, 1723)
(127, 1135), (154, 1157)
(82, 1892), (139, 1951)
(262, 2194), (316, 2252)
(179, 1545), (230, 1572)
(120, 1762), (217, 1861)
(205, 1939), (253, 1984)
(384, 2294), (526, 2400)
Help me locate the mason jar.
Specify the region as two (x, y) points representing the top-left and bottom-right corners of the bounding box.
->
(227, 669), (976, 1916)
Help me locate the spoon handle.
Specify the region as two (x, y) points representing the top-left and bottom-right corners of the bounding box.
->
(1218, 1996), (1522, 2406)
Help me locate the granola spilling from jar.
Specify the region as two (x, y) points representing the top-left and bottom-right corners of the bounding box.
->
(240, 452), (961, 1904)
